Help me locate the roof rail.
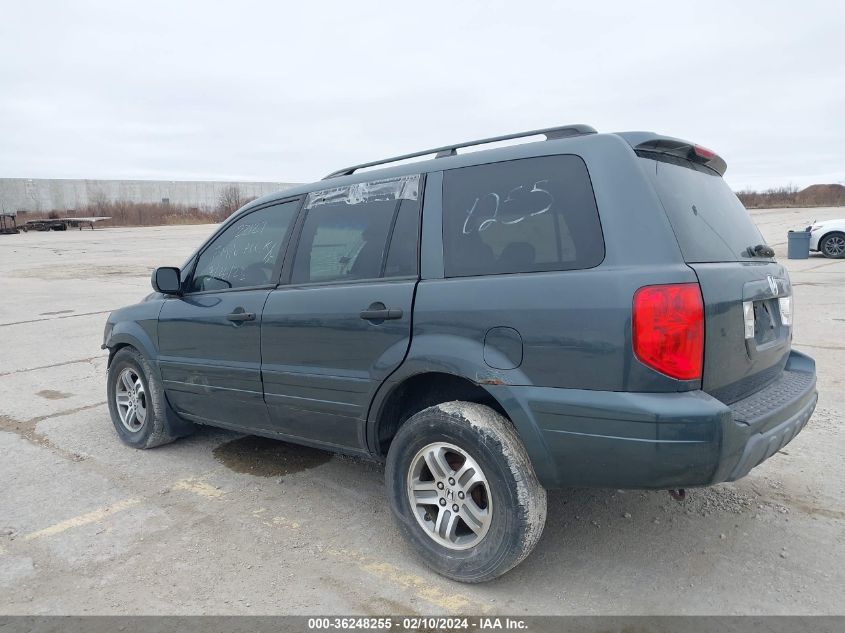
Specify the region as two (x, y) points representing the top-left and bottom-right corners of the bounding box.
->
(322, 124), (597, 179)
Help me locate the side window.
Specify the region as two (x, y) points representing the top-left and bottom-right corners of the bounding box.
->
(189, 200), (298, 292)
(291, 176), (420, 284)
(442, 155), (604, 277)
(384, 199), (420, 277)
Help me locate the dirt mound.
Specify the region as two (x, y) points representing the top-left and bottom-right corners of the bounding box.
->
(796, 184), (845, 206)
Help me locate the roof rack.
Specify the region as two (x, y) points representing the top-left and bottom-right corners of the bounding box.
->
(322, 124), (597, 179)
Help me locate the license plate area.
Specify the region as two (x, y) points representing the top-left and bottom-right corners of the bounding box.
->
(743, 296), (790, 356)
(753, 299), (779, 345)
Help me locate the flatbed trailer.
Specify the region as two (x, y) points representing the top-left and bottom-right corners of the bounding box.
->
(0, 214), (19, 235)
(21, 217), (110, 232)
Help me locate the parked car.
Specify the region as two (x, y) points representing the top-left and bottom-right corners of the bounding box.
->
(103, 125), (817, 582)
(807, 219), (845, 258)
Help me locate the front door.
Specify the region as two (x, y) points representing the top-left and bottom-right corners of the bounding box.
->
(261, 176), (421, 449)
(157, 199), (300, 428)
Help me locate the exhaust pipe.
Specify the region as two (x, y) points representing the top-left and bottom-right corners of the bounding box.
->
(668, 489), (686, 502)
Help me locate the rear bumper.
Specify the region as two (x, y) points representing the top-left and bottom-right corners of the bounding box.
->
(489, 350), (817, 489)
(724, 391), (815, 481)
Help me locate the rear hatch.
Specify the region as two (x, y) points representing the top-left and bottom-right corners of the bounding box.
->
(636, 142), (791, 404)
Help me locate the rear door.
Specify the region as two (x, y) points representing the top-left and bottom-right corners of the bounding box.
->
(639, 153), (792, 403)
(157, 200), (300, 427)
(260, 175), (421, 449)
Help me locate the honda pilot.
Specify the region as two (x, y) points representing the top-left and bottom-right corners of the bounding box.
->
(103, 125), (817, 582)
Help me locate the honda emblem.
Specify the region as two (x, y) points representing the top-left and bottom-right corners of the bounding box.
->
(767, 275), (778, 295)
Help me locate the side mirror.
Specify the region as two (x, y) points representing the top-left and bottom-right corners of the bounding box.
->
(152, 267), (182, 295)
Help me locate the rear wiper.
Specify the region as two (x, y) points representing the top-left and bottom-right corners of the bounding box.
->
(746, 244), (775, 258)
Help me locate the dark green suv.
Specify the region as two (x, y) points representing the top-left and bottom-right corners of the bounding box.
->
(104, 125), (817, 582)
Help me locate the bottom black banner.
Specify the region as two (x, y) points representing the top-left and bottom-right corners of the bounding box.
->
(0, 616), (841, 633)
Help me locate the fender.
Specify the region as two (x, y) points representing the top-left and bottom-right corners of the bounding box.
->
(102, 298), (165, 380)
(103, 301), (196, 437)
(366, 333), (557, 485)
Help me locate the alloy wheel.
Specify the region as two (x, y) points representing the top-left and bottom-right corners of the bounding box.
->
(407, 442), (493, 550)
(823, 235), (845, 257)
(114, 367), (148, 432)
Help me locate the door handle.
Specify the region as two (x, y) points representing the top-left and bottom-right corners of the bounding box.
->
(360, 305), (403, 321)
(226, 310), (256, 323)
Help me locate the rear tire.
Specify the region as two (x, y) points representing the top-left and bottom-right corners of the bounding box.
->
(820, 232), (845, 258)
(107, 347), (194, 449)
(385, 402), (546, 583)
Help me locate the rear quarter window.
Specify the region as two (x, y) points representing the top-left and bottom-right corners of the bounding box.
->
(442, 155), (604, 277)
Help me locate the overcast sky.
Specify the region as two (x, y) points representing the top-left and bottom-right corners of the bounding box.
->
(1, 1), (843, 191)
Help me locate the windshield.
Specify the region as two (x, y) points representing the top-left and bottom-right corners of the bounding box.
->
(640, 154), (769, 263)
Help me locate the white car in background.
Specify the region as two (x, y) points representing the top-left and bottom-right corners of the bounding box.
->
(807, 219), (845, 258)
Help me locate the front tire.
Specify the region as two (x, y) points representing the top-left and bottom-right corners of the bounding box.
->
(107, 347), (194, 448)
(820, 232), (845, 258)
(385, 402), (546, 583)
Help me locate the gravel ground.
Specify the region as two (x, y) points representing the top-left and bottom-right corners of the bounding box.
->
(0, 209), (843, 615)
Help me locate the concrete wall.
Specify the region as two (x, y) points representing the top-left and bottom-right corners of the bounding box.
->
(0, 178), (297, 214)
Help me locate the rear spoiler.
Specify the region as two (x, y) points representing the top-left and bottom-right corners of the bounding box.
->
(617, 132), (727, 176)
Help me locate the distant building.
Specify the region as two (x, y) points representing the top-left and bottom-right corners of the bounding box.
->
(0, 178), (297, 215)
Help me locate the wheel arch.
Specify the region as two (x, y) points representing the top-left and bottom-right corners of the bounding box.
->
(367, 370), (558, 487)
(105, 323), (161, 380)
(369, 371), (509, 458)
(105, 325), (194, 440)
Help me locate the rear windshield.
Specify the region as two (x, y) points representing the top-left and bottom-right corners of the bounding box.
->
(640, 154), (768, 263)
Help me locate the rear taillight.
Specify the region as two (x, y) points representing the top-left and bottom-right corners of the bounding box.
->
(779, 295), (793, 326)
(633, 283), (704, 381)
(742, 301), (755, 339)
